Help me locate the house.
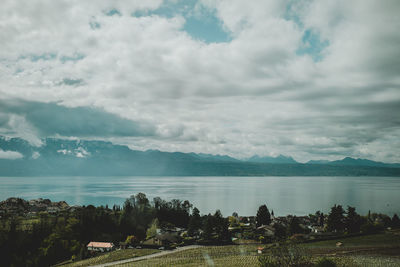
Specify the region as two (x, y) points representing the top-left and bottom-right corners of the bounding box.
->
(142, 237), (162, 246)
(257, 225), (276, 237)
(311, 226), (324, 233)
(156, 232), (180, 246)
(87, 242), (115, 252)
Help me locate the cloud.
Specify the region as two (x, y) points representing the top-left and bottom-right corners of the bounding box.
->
(0, 149), (23, 159)
(0, 99), (157, 144)
(32, 151), (40, 159)
(0, 0), (399, 162)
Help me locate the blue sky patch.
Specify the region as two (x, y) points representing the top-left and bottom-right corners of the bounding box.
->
(60, 53), (85, 63)
(105, 9), (122, 16)
(89, 20), (101, 30)
(284, 1), (329, 61)
(58, 78), (84, 86)
(132, 0), (231, 43)
(297, 29), (329, 61)
(183, 12), (231, 43)
(284, 0), (304, 28)
(19, 53), (57, 62)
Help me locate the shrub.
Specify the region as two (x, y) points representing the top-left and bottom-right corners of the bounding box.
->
(360, 222), (384, 234)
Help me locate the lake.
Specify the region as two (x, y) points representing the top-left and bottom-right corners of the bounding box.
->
(0, 176), (399, 217)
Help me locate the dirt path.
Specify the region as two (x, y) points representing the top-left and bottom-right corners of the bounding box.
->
(89, 245), (203, 267)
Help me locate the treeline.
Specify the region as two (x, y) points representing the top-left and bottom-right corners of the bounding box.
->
(253, 203), (400, 242)
(0, 193), (229, 266)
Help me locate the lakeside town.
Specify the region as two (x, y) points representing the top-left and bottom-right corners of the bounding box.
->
(1, 194), (400, 266)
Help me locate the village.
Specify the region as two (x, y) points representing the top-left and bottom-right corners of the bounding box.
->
(83, 213), (330, 253)
(1, 194), (399, 266)
(2, 196), (394, 256)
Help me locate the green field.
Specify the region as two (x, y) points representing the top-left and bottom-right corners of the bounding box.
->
(66, 232), (400, 267)
(59, 248), (159, 267)
(114, 245), (260, 267)
(303, 232), (400, 248)
(116, 233), (400, 267)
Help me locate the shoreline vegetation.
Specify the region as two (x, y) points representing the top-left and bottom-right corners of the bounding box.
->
(0, 194), (400, 266)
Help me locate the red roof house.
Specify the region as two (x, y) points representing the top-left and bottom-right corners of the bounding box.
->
(87, 242), (115, 252)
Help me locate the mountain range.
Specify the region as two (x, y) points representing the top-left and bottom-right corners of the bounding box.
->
(0, 136), (399, 176)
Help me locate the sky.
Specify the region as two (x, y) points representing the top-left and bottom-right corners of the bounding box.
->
(0, 0), (400, 163)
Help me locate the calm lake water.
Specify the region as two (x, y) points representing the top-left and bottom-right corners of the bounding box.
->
(0, 176), (399, 216)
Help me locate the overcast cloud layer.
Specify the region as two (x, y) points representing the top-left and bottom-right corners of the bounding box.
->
(1, 0), (400, 162)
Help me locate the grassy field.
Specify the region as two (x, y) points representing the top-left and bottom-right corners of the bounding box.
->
(59, 248), (159, 267)
(301, 232), (400, 258)
(114, 245), (260, 267)
(65, 232), (400, 267)
(113, 232), (400, 267)
(303, 232), (400, 248)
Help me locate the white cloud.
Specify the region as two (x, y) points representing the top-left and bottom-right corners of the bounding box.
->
(57, 149), (72, 155)
(75, 147), (90, 158)
(0, 114), (43, 147)
(32, 151), (40, 159)
(0, 0), (399, 162)
(0, 149), (23, 159)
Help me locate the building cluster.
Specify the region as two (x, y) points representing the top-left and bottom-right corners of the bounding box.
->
(0, 197), (72, 218)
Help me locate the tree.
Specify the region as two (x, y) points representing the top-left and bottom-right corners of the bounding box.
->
(202, 214), (214, 240)
(135, 193), (150, 210)
(120, 199), (135, 236)
(327, 205), (345, 232)
(345, 206), (362, 233)
(188, 207), (201, 236)
(228, 216), (239, 227)
(146, 219), (159, 239)
(288, 216), (302, 235)
(256, 205), (271, 227)
(319, 212), (325, 226)
(125, 235), (138, 246)
(274, 223), (287, 239)
(392, 214), (400, 228)
(213, 210), (230, 241)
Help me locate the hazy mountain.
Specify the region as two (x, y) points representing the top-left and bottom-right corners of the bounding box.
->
(307, 160), (331, 164)
(189, 153), (239, 162)
(0, 136), (399, 176)
(247, 155), (297, 164)
(308, 157), (400, 168)
(329, 157), (400, 167)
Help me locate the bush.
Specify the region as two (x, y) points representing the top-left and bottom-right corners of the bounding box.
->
(315, 258), (336, 267)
